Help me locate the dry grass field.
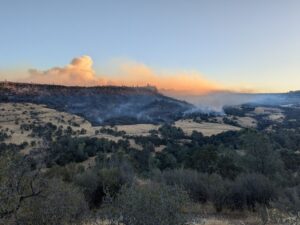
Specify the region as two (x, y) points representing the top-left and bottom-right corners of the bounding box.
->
(252, 106), (285, 122)
(0, 103), (120, 153)
(230, 116), (257, 128)
(2, 103), (286, 154)
(174, 119), (241, 136)
(116, 119), (242, 137)
(0, 103), (244, 150)
(116, 124), (159, 136)
(254, 106), (282, 115)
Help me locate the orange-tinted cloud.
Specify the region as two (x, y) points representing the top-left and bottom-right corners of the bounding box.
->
(25, 56), (103, 86)
(21, 55), (223, 94)
(105, 62), (223, 94)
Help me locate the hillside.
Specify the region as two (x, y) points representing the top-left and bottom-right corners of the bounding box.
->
(0, 82), (193, 125)
(1, 87), (300, 224)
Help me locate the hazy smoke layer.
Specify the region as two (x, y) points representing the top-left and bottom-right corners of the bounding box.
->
(168, 92), (287, 113)
(176, 93), (258, 112)
(22, 55), (222, 94)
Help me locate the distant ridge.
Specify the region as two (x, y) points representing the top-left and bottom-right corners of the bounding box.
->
(0, 81), (193, 125)
(0, 81), (160, 94)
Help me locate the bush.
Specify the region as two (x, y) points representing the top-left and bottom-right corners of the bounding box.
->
(228, 173), (277, 210)
(155, 169), (209, 203)
(0, 150), (88, 225)
(110, 183), (189, 225)
(158, 124), (185, 140)
(191, 145), (218, 173)
(216, 154), (242, 179)
(207, 174), (231, 212)
(17, 179), (88, 225)
(0, 130), (9, 141)
(273, 185), (300, 215)
(241, 131), (284, 176)
(75, 166), (132, 208)
(155, 151), (178, 170)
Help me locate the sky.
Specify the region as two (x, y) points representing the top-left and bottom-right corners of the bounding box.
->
(0, 0), (300, 93)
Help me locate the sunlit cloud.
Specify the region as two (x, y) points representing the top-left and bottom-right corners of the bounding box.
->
(24, 56), (104, 86)
(105, 61), (223, 94)
(17, 55), (224, 95)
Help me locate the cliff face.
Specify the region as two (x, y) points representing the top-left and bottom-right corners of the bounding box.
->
(0, 82), (193, 125)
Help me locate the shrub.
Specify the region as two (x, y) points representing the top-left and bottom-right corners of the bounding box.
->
(158, 124), (185, 140)
(273, 185), (300, 215)
(228, 173), (277, 210)
(207, 174), (231, 212)
(0, 151), (87, 225)
(155, 151), (177, 170)
(17, 179), (88, 225)
(110, 183), (189, 225)
(241, 131), (284, 176)
(191, 145), (218, 173)
(155, 169), (209, 203)
(75, 167), (132, 208)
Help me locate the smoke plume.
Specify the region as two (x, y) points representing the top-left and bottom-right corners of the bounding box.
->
(25, 56), (103, 86)
(22, 55), (223, 94)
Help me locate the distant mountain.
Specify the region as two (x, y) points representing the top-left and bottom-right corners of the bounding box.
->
(0, 82), (193, 125)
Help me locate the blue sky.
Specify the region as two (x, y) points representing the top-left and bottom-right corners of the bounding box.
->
(0, 0), (299, 92)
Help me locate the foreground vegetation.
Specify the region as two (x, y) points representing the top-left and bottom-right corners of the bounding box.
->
(1, 103), (300, 224)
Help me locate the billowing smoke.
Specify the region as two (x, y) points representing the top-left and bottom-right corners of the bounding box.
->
(15, 55), (286, 112)
(21, 55), (223, 94)
(25, 56), (103, 86)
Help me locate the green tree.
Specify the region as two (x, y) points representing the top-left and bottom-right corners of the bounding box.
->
(192, 145), (218, 173)
(241, 131), (284, 176)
